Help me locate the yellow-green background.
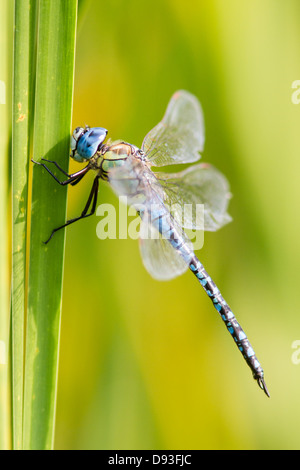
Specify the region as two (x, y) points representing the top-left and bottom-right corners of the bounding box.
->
(53, 0), (300, 449)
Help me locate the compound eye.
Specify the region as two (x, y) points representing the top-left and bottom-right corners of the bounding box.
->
(76, 127), (108, 160)
(70, 126), (85, 151)
(74, 126), (81, 133)
(70, 126), (107, 162)
(73, 126), (85, 142)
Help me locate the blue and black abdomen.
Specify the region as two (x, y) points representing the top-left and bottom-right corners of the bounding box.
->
(152, 208), (269, 396)
(188, 256), (269, 395)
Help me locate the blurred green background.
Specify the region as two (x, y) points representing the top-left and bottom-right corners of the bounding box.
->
(53, 0), (300, 449)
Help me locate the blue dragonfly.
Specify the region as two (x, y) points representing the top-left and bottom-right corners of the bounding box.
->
(33, 90), (269, 396)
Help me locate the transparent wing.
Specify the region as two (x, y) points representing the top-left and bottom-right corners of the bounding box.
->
(108, 159), (194, 281)
(139, 210), (193, 281)
(153, 163), (232, 231)
(142, 90), (205, 167)
(108, 156), (154, 210)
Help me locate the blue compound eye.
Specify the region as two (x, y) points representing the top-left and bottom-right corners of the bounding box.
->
(70, 126), (108, 162)
(77, 127), (108, 161)
(70, 127), (85, 154)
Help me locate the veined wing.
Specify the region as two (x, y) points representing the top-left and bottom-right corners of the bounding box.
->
(142, 90), (205, 167)
(152, 163), (232, 231)
(139, 208), (193, 281)
(108, 157), (194, 281)
(108, 156), (157, 210)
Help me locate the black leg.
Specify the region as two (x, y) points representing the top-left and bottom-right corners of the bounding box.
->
(31, 159), (90, 185)
(41, 158), (72, 177)
(44, 177), (99, 244)
(70, 173), (86, 186)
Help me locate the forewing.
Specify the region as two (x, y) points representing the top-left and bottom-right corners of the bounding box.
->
(142, 90), (205, 167)
(153, 163), (232, 231)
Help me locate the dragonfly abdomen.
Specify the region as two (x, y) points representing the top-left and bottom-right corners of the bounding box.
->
(149, 208), (269, 396)
(151, 208), (194, 264)
(189, 256), (269, 396)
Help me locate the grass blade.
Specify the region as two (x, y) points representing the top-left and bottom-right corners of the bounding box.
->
(23, 0), (77, 450)
(0, 0), (12, 451)
(11, 0), (37, 450)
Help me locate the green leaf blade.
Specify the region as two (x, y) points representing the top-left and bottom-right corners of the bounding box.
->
(11, 0), (37, 450)
(23, 0), (77, 450)
(0, 0), (13, 452)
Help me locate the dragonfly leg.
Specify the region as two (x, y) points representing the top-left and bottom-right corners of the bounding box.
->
(31, 159), (90, 185)
(40, 158), (72, 177)
(70, 173), (86, 186)
(44, 176), (99, 244)
(40, 159), (84, 186)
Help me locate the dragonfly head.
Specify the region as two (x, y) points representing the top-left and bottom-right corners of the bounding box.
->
(70, 126), (108, 162)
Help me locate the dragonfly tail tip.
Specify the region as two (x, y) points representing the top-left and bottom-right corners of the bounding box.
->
(257, 377), (270, 398)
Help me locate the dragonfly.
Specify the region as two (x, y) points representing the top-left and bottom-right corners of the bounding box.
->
(32, 90), (269, 397)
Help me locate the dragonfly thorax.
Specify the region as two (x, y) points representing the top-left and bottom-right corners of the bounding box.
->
(103, 141), (134, 159)
(97, 141), (141, 176)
